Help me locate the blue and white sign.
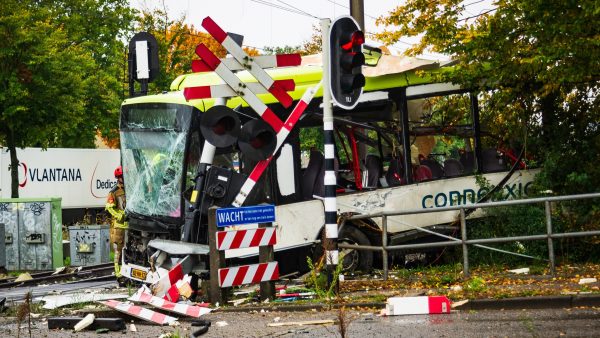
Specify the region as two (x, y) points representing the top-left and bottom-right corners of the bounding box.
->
(216, 205), (276, 227)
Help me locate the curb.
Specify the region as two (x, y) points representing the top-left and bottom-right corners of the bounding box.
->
(454, 294), (600, 311)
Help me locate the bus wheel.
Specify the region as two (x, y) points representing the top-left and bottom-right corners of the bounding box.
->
(339, 226), (373, 273)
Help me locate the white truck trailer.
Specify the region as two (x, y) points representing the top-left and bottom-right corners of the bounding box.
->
(0, 148), (121, 223)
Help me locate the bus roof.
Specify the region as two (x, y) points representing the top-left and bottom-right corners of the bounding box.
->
(122, 54), (455, 111)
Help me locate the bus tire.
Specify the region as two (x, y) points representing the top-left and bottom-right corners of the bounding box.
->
(339, 225), (373, 273)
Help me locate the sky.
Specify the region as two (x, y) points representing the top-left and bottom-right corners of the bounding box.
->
(129, 0), (493, 58)
(130, 0), (405, 52)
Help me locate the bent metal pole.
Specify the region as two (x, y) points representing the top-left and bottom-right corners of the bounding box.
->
(321, 18), (339, 288)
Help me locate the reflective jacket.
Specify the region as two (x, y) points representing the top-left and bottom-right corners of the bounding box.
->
(106, 183), (128, 229)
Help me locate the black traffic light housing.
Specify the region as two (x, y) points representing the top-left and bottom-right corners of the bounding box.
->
(329, 16), (365, 110)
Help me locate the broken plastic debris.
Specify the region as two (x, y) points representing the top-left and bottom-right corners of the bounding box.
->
(130, 323), (137, 332)
(451, 299), (469, 308)
(508, 268), (529, 274)
(14, 272), (33, 282)
(38, 293), (128, 309)
(579, 278), (597, 285)
(74, 313), (95, 332)
(215, 321), (229, 327)
(450, 285), (463, 292)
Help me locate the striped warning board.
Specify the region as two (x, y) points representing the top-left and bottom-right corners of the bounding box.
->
(385, 296), (451, 316)
(129, 289), (211, 318)
(192, 54), (300, 73)
(186, 43), (284, 132)
(184, 79), (295, 100)
(100, 300), (177, 325)
(217, 227), (276, 250)
(201, 16), (295, 108)
(218, 262), (279, 288)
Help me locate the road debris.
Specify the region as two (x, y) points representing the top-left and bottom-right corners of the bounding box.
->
(14, 272), (33, 282)
(579, 278), (597, 285)
(73, 313), (95, 332)
(128, 286), (211, 318)
(130, 323), (137, 332)
(99, 299), (178, 325)
(48, 317), (125, 331)
(37, 292), (128, 309)
(451, 299), (469, 308)
(384, 296), (451, 316)
(267, 319), (334, 327)
(190, 319), (211, 337)
(508, 268), (530, 274)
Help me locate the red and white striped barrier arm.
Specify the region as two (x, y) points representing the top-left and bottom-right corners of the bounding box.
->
(129, 289), (211, 318)
(184, 79), (295, 100)
(192, 54), (300, 73)
(100, 300), (178, 325)
(217, 227), (276, 251)
(186, 43), (284, 132)
(232, 83), (321, 207)
(219, 262), (279, 288)
(151, 255), (192, 297)
(202, 16), (295, 108)
(385, 296), (451, 316)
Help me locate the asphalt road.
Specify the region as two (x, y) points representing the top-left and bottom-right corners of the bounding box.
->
(1, 306), (599, 337)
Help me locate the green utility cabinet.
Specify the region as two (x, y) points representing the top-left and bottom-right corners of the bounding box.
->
(0, 198), (63, 271)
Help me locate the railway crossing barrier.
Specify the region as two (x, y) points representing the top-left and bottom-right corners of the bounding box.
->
(207, 205), (279, 304)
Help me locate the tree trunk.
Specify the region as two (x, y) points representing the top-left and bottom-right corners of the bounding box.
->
(540, 91), (559, 150)
(6, 127), (19, 198)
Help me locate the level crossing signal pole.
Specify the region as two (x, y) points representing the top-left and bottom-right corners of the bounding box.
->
(321, 18), (339, 291)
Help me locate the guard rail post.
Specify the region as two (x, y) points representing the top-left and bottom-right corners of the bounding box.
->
(382, 215), (389, 281)
(460, 208), (470, 278)
(545, 201), (555, 275)
(208, 206), (226, 304)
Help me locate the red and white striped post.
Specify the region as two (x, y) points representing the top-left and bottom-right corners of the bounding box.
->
(208, 206), (279, 303)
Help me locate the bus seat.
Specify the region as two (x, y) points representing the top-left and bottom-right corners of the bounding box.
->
(364, 155), (382, 188)
(460, 151), (475, 174)
(481, 148), (507, 172)
(443, 158), (464, 177)
(414, 165), (433, 182)
(385, 157), (404, 186)
(420, 159), (444, 179)
(301, 150), (324, 200)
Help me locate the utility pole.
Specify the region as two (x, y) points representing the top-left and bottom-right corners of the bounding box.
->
(349, 0), (365, 30)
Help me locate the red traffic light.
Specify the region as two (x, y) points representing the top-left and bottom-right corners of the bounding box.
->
(341, 31), (365, 51)
(329, 16), (365, 110)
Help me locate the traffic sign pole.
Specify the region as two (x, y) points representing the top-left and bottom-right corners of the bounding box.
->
(321, 18), (339, 291)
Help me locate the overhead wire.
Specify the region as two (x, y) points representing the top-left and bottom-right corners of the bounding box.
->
(247, 0), (317, 19)
(274, 0), (318, 19)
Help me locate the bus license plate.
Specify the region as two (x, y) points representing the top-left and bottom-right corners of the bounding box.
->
(131, 268), (147, 280)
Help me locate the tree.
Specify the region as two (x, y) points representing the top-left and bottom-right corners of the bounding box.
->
(0, 0), (134, 197)
(374, 0), (600, 194)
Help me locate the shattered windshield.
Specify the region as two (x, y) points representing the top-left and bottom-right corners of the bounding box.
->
(120, 104), (193, 218)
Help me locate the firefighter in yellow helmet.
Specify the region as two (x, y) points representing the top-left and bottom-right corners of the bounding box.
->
(106, 165), (128, 281)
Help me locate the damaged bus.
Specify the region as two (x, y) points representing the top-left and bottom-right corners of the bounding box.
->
(117, 54), (538, 283)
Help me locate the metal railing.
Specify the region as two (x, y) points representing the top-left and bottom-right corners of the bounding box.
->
(338, 192), (600, 280)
